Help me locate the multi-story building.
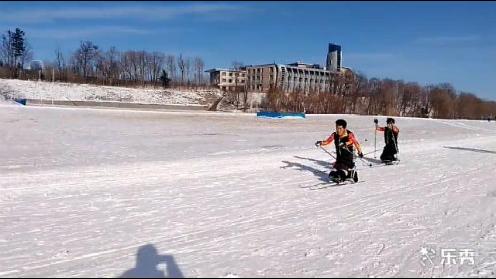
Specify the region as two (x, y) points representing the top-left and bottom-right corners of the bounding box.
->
(204, 68), (247, 92)
(206, 43), (350, 94)
(245, 43), (351, 93)
(326, 43), (342, 72)
(245, 62), (347, 93)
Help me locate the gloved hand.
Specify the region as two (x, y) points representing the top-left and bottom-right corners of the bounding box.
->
(358, 152), (364, 158)
(315, 140), (322, 147)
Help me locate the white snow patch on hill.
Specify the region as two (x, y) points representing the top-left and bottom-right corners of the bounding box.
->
(0, 78), (222, 106)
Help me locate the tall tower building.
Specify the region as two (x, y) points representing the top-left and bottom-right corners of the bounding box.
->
(326, 43), (342, 72)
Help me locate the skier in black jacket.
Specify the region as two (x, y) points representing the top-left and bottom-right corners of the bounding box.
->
(376, 118), (400, 163)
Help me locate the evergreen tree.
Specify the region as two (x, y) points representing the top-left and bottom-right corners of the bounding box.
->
(11, 28), (26, 69)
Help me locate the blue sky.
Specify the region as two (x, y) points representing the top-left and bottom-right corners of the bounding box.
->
(1, 1), (495, 100)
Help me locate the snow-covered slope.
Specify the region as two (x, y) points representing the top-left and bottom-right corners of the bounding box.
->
(1, 104), (496, 277)
(0, 78), (222, 106)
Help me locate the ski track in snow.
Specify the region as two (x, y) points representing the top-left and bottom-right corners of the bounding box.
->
(1, 104), (496, 277)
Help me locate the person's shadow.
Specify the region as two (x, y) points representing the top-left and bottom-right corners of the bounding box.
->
(281, 156), (332, 184)
(120, 244), (184, 278)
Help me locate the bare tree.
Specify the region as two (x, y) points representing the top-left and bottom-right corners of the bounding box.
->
(428, 83), (457, 119)
(138, 50), (147, 86)
(165, 55), (176, 82)
(184, 56), (192, 86)
(120, 51), (134, 82)
(73, 41), (99, 78)
(54, 47), (66, 81)
(399, 82), (423, 117)
(0, 32), (13, 68)
(193, 56), (204, 86)
(106, 46), (120, 85)
(129, 51), (140, 82)
(150, 52), (164, 87)
(94, 46), (119, 85)
(455, 92), (482, 119)
(177, 54), (185, 85)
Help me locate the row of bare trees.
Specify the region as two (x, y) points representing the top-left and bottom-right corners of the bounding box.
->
(0, 29), (209, 89)
(263, 72), (496, 120)
(45, 41), (208, 88)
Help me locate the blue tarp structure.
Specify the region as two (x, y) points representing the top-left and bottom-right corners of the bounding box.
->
(14, 98), (27, 105)
(256, 111), (305, 119)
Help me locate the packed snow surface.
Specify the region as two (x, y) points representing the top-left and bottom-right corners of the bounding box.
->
(1, 102), (496, 277)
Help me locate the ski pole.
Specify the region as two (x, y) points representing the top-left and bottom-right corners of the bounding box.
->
(391, 127), (399, 160)
(374, 118), (378, 159)
(318, 145), (336, 159)
(343, 148), (372, 167)
(335, 144), (372, 167)
(363, 149), (380, 156)
(357, 157), (373, 167)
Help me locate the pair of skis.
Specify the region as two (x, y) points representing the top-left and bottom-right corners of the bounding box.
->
(303, 178), (365, 190)
(358, 154), (400, 168)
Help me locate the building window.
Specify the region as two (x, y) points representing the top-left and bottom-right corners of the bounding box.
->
(229, 73), (233, 76)
(222, 79), (226, 82)
(222, 72), (226, 76)
(229, 79), (232, 83)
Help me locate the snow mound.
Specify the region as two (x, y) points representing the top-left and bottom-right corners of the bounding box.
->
(0, 78), (223, 106)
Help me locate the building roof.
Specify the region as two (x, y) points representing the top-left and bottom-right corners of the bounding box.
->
(287, 62), (321, 68)
(245, 63), (278, 68)
(247, 62), (330, 69)
(204, 68), (245, 73)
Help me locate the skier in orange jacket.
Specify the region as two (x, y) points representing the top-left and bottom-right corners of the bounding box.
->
(315, 119), (364, 182)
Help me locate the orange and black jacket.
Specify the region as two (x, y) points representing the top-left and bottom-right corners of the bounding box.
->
(321, 130), (363, 159)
